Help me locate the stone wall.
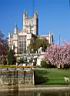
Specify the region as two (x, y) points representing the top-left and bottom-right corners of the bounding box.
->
(0, 68), (34, 86)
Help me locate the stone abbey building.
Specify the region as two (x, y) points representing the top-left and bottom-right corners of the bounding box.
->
(8, 12), (53, 56)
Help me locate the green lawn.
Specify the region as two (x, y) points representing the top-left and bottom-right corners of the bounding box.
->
(34, 68), (70, 85)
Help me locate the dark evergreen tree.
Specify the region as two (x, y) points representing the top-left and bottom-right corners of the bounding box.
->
(7, 49), (16, 65)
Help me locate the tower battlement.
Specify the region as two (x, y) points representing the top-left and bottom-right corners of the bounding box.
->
(23, 11), (38, 35)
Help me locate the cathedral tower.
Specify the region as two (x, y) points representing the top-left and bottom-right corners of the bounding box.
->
(23, 11), (38, 35)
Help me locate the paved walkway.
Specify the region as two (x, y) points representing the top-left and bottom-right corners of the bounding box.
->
(0, 85), (70, 91)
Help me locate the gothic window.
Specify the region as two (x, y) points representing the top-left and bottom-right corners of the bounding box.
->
(18, 36), (26, 54)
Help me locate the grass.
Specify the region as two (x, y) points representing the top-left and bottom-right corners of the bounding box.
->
(34, 68), (70, 85)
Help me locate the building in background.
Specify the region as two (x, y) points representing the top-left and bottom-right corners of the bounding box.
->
(8, 12), (38, 56)
(8, 11), (53, 57)
(39, 32), (53, 45)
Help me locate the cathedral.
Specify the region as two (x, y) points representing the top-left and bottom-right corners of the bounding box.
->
(8, 11), (53, 57)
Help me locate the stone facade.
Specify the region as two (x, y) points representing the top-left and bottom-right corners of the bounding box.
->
(39, 33), (53, 45)
(8, 12), (38, 56)
(8, 11), (53, 57)
(0, 68), (34, 86)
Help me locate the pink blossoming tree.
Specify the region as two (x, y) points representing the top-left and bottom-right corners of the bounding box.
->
(45, 43), (70, 68)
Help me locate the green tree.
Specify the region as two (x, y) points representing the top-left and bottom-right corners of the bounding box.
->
(28, 37), (50, 53)
(41, 60), (47, 68)
(7, 49), (16, 65)
(36, 38), (50, 51)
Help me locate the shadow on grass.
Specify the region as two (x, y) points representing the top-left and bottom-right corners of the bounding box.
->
(34, 70), (48, 85)
(34, 69), (70, 85)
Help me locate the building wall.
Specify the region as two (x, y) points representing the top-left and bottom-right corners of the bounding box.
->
(0, 68), (34, 85)
(8, 12), (53, 57)
(18, 35), (26, 54)
(8, 12), (38, 56)
(40, 33), (53, 45)
(23, 12), (38, 35)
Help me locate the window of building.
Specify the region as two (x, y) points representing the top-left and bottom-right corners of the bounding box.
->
(18, 36), (26, 54)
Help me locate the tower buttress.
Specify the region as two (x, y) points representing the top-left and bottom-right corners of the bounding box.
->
(33, 12), (38, 35)
(23, 11), (28, 30)
(14, 25), (18, 34)
(48, 32), (53, 44)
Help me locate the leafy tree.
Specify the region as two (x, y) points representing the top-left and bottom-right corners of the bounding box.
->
(7, 49), (16, 65)
(0, 31), (8, 56)
(0, 31), (8, 64)
(28, 37), (50, 53)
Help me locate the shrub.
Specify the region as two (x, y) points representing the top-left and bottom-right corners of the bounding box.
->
(41, 60), (56, 68)
(34, 70), (48, 84)
(41, 60), (48, 68)
(17, 58), (24, 64)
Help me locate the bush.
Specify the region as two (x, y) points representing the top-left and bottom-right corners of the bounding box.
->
(64, 64), (70, 69)
(34, 70), (48, 84)
(17, 58), (24, 64)
(41, 60), (49, 68)
(41, 60), (56, 68)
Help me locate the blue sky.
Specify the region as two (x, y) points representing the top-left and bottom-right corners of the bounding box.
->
(0, 0), (70, 44)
